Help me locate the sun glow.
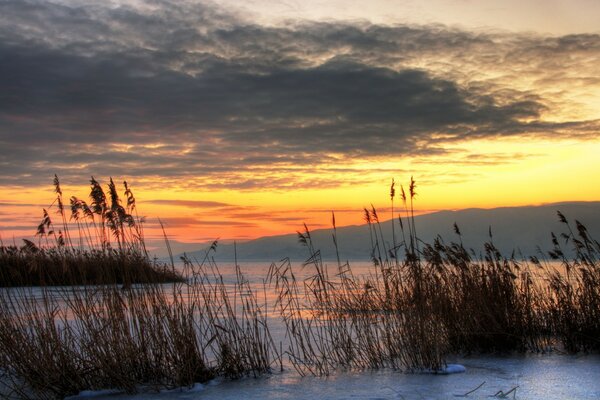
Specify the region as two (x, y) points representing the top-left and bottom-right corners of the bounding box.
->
(2, 133), (598, 245)
(0, 0), (599, 249)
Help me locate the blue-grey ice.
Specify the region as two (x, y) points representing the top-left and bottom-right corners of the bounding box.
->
(68, 354), (600, 400)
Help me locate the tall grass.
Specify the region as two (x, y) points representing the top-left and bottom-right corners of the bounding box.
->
(0, 248), (278, 399)
(0, 176), (182, 286)
(544, 214), (600, 352)
(266, 179), (599, 377)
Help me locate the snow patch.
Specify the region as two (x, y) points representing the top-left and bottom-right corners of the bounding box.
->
(438, 364), (466, 374)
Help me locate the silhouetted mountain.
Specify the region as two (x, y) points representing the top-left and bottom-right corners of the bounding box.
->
(182, 202), (600, 263)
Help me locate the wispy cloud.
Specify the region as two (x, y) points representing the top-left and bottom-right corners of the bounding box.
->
(0, 202), (44, 207)
(151, 217), (257, 229)
(1, 1), (599, 188)
(147, 199), (232, 208)
(0, 225), (36, 231)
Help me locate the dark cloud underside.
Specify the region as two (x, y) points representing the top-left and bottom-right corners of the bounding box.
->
(1, 0), (599, 188)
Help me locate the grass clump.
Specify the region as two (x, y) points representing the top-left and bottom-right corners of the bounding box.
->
(0, 176), (183, 287)
(544, 214), (600, 352)
(0, 248), (277, 399)
(268, 178), (599, 376)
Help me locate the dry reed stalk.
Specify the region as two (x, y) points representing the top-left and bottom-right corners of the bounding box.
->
(0, 248), (277, 398)
(0, 176), (183, 287)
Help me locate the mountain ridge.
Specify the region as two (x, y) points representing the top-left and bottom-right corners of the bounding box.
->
(175, 201), (600, 262)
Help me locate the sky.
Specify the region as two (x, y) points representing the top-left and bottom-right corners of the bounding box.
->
(1, 0), (600, 245)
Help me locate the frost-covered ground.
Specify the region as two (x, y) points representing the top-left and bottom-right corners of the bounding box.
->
(70, 354), (600, 400)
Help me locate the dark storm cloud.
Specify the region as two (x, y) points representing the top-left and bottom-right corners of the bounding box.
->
(1, 0), (599, 187)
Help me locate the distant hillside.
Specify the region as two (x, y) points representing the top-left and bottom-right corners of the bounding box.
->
(182, 202), (600, 262)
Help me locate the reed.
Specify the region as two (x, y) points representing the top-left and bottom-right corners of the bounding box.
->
(0, 176), (183, 287)
(0, 246), (277, 399)
(544, 214), (600, 352)
(266, 179), (599, 377)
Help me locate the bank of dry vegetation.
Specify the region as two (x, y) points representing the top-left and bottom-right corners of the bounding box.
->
(0, 176), (182, 286)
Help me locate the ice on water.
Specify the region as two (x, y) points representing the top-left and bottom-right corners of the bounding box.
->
(68, 354), (600, 400)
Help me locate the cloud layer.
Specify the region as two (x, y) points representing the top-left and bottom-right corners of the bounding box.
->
(1, 0), (599, 188)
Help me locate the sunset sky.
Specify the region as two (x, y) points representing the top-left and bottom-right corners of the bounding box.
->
(1, 0), (599, 245)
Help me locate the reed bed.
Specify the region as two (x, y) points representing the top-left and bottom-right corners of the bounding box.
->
(0, 176), (182, 286)
(0, 248), (278, 399)
(267, 178), (599, 376)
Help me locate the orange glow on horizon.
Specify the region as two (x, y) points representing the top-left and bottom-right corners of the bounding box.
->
(1, 136), (599, 246)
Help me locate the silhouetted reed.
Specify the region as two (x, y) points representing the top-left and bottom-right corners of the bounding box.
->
(544, 213), (600, 352)
(0, 176), (182, 286)
(267, 178), (599, 377)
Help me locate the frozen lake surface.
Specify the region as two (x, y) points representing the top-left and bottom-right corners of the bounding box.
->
(70, 354), (600, 400)
(7, 262), (599, 399)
